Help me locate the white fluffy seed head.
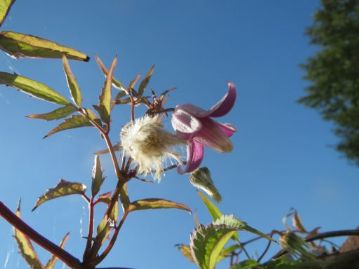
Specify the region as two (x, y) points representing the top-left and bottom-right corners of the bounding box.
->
(120, 115), (184, 180)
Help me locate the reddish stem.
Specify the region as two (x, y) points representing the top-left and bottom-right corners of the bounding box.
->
(0, 201), (83, 269)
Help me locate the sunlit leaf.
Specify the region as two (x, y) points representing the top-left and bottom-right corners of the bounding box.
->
(62, 55), (82, 106)
(32, 179), (86, 211)
(27, 104), (76, 121)
(95, 56), (126, 91)
(175, 244), (195, 263)
(190, 167), (222, 202)
(0, 31), (89, 61)
(91, 155), (105, 197)
(14, 202), (43, 269)
(190, 223), (236, 269)
(198, 192), (222, 220)
(94, 143), (121, 155)
(44, 114), (92, 138)
(0, 72), (69, 105)
(138, 65), (154, 96)
(0, 0), (15, 27)
(97, 57), (117, 123)
(213, 215), (272, 241)
(128, 198), (191, 213)
(44, 233), (69, 269)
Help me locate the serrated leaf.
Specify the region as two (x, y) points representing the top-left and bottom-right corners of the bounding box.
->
(98, 57), (117, 123)
(62, 55), (82, 106)
(91, 155), (105, 197)
(0, 0), (15, 27)
(44, 114), (92, 138)
(190, 167), (222, 202)
(176, 244), (195, 263)
(0, 31), (89, 61)
(128, 198), (191, 213)
(213, 215), (272, 241)
(190, 224), (237, 269)
(32, 179), (86, 211)
(138, 65), (154, 96)
(94, 143), (121, 155)
(44, 233), (69, 269)
(14, 203), (43, 269)
(0, 72), (69, 105)
(27, 104), (76, 121)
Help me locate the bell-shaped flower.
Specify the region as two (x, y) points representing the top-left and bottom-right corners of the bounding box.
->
(171, 82), (236, 173)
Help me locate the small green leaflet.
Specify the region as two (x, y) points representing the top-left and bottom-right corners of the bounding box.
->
(62, 55), (82, 106)
(190, 223), (237, 269)
(128, 198), (192, 213)
(97, 57), (117, 123)
(14, 202), (43, 269)
(0, 0), (15, 27)
(27, 104), (77, 121)
(91, 155), (105, 197)
(190, 167), (222, 202)
(44, 115), (92, 138)
(44, 233), (70, 269)
(0, 31), (89, 61)
(95, 56), (127, 91)
(0, 72), (70, 105)
(32, 179), (86, 211)
(138, 64), (155, 96)
(198, 192), (222, 220)
(96, 191), (112, 204)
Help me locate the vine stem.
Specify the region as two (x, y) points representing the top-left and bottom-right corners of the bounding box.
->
(0, 201), (83, 269)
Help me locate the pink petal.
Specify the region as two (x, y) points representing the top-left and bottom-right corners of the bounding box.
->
(177, 140), (204, 174)
(171, 107), (202, 134)
(207, 82), (237, 118)
(217, 123), (236, 137)
(174, 104), (208, 118)
(195, 118), (233, 152)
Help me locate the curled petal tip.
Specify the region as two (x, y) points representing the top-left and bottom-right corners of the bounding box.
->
(208, 82), (237, 118)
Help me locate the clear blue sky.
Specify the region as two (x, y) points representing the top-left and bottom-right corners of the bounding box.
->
(0, 1), (358, 269)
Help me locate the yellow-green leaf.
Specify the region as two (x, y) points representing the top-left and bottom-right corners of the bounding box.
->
(91, 155), (105, 197)
(62, 55), (82, 106)
(176, 244), (195, 263)
(44, 115), (92, 138)
(198, 192), (222, 221)
(14, 203), (43, 269)
(27, 104), (76, 121)
(96, 191), (112, 204)
(0, 72), (70, 105)
(138, 64), (154, 96)
(0, 31), (89, 61)
(44, 233), (69, 269)
(32, 179), (86, 211)
(98, 57), (117, 123)
(95, 56), (126, 91)
(0, 0), (15, 27)
(128, 198), (191, 213)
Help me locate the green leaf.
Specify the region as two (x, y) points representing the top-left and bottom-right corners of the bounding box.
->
(44, 233), (69, 269)
(213, 215), (272, 241)
(44, 114), (92, 138)
(97, 57), (117, 123)
(27, 104), (76, 121)
(32, 179), (86, 211)
(190, 223), (237, 269)
(96, 191), (112, 204)
(91, 155), (105, 197)
(14, 202), (43, 269)
(95, 56), (127, 91)
(190, 167), (222, 202)
(0, 0), (15, 27)
(0, 72), (70, 105)
(198, 191), (222, 221)
(62, 55), (82, 106)
(231, 259), (261, 269)
(128, 198), (191, 213)
(0, 31), (89, 61)
(138, 64), (154, 96)
(176, 244), (195, 263)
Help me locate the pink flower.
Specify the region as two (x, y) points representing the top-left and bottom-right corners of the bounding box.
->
(171, 82), (236, 173)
